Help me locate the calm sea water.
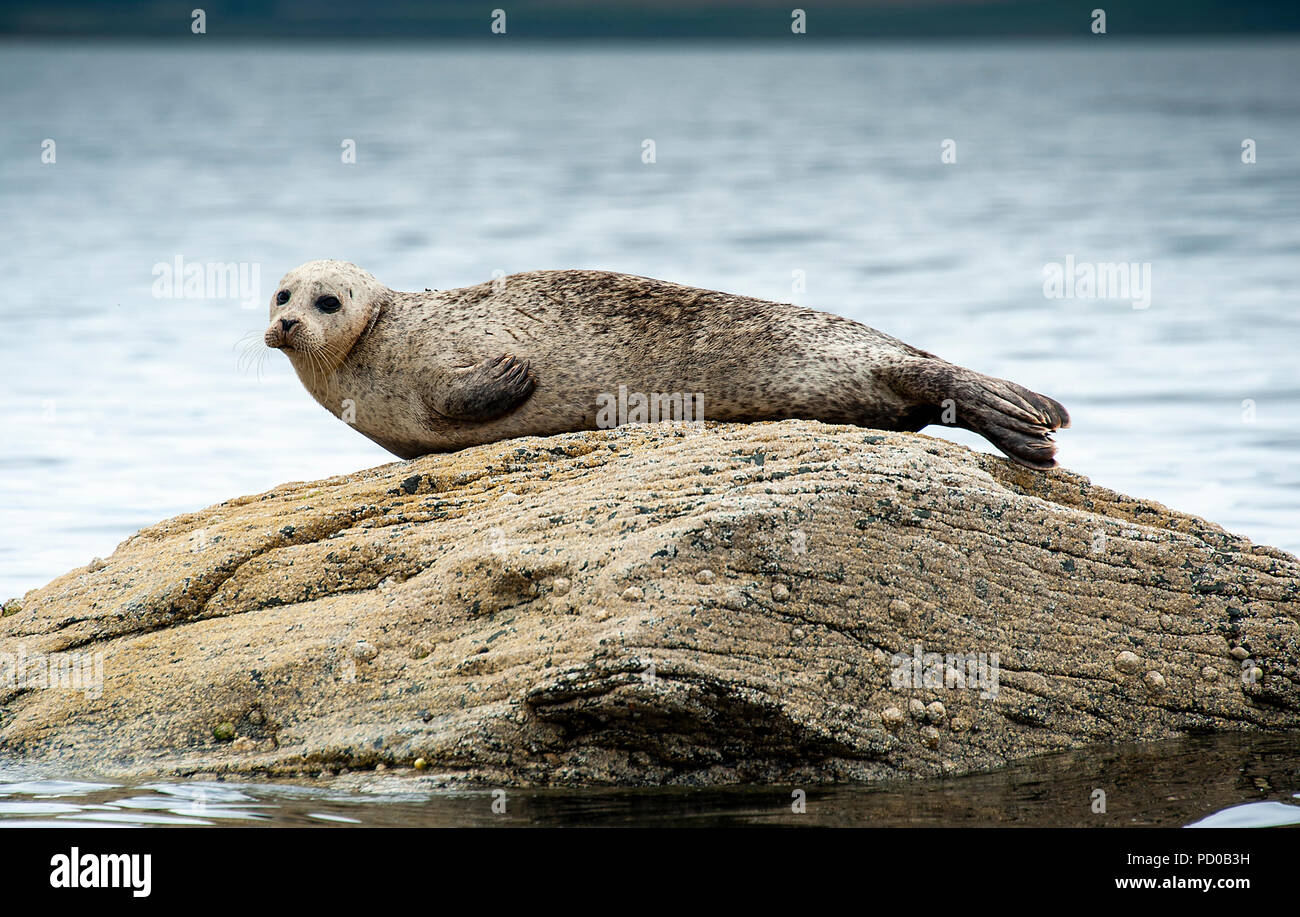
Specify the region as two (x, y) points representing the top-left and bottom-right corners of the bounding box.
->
(1, 39), (1297, 600)
(0, 733), (1297, 828)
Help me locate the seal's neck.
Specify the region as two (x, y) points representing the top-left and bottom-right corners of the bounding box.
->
(342, 295), (387, 365)
(288, 351), (343, 412)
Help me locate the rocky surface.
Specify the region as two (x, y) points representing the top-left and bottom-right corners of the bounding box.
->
(2, 420), (1298, 785)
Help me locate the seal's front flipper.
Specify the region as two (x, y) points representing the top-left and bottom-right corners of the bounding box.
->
(426, 354), (536, 422)
(888, 360), (1069, 469)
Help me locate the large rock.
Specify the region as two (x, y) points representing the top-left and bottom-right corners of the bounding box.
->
(2, 420), (1298, 784)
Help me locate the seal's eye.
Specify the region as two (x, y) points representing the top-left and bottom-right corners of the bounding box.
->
(275, 289), (291, 305)
(315, 295), (342, 314)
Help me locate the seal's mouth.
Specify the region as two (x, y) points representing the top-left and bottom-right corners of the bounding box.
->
(263, 324), (299, 351)
(263, 331), (285, 350)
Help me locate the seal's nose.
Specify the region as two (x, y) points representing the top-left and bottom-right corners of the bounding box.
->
(280, 318), (299, 333)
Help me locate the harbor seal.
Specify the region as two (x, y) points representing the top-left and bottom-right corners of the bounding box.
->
(264, 260), (1070, 468)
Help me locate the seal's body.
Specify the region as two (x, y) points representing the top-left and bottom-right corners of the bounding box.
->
(265, 261), (1069, 468)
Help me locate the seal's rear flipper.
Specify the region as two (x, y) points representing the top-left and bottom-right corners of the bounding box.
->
(956, 373), (1070, 469)
(888, 360), (1070, 469)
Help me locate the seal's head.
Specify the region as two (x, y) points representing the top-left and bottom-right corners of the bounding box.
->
(265, 260), (388, 374)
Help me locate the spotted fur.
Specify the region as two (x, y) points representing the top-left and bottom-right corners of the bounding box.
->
(266, 260), (1070, 468)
